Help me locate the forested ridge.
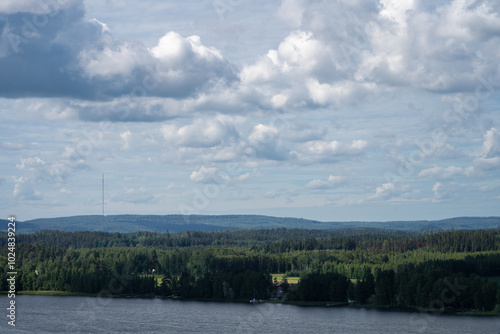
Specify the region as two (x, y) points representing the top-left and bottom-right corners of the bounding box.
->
(1, 228), (499, 313)
(10, 215), (500, 233)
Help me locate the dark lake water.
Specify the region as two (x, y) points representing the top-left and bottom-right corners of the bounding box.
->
(0, 295), (498, 333)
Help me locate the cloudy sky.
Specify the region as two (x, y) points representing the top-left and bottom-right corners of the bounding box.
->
(1, 0), (500, 222)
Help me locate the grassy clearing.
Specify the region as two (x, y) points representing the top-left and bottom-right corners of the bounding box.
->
(140, 274), (165, 285)
(272, 274), (300, 284)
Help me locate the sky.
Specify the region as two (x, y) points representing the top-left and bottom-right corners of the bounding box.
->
(1, 0), (500, 222)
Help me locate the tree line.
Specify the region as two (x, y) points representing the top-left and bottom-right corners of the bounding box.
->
(0, 228), (499, 311)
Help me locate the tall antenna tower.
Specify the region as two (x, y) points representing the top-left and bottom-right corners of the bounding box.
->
(102, 173), (104, 216)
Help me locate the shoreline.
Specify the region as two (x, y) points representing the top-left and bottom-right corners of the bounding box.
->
(4, 291), (499, 317)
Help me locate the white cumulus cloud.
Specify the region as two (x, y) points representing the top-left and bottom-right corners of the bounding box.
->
(474, 127), (500, 170)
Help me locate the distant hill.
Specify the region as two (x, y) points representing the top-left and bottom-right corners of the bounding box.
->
(13, 215), (500, 234)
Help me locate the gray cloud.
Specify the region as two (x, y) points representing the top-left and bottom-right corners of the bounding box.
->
(240, 0), (500, 113)
(4, 0), (499, 124)
(0, 0), (237, 109)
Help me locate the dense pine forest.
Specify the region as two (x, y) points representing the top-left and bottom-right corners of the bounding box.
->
(1, 228), (500, 313)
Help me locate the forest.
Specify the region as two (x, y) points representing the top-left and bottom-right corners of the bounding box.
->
(1, 227), (499, 313)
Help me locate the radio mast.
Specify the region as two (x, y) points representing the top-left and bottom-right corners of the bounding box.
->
(102, 173), (104, 216)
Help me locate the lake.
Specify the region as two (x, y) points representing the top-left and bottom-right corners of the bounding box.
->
(0, 295), (498, 333)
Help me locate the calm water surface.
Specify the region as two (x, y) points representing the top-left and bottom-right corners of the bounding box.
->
(0, 295), (498, 333)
